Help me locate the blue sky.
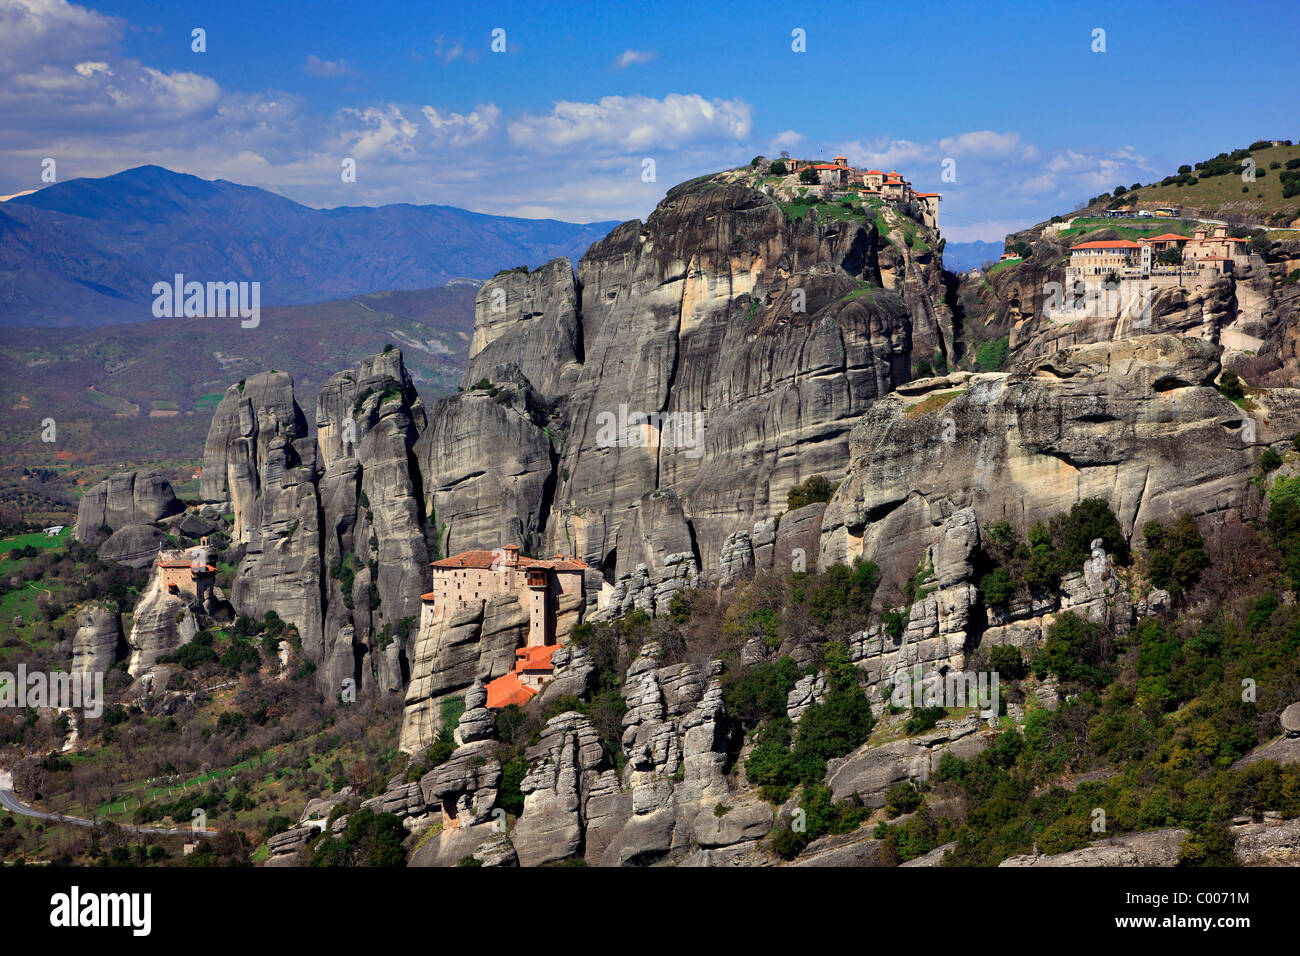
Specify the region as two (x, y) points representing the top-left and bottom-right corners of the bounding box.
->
(1, 0), (1297, 240)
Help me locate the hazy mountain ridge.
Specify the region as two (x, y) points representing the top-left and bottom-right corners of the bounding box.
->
(0, 165), (618, 327)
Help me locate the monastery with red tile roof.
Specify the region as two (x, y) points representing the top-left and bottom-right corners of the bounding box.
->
(419, 545), (587, 710)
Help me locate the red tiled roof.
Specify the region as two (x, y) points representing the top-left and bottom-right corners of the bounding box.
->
(430, 550), (588, 571)
(864, 170), (884, 175)
(913, 192), (940, 197)
(1145, 233), (1191, 242)
(1069, 240), (1144, 250)
(516, 644), (559, 673)
(486, 674), (536, 709)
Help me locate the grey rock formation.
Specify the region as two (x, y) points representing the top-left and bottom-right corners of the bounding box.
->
(999, 829), (1188, 867)
(315, 350), (430, 695)
(1282, 702), (1300, 737)
(420, 739), (501, 829)
(75, 471), (181, 543)
(848, 509), (981, 694)
(399, 592), (530, 754)
(822, 335), (1300, 600)
(414, 374), (555, 558)
(786, 672), (827, 722)
(201, 372), (325, 665)
(196, 352), (434, 700)
(512, 711), (606, 867)
(125, 571), (193, 675)
(454, 680), (495, 745)
(827, 717), (991, 807)
(71, 605), (123, 678)
(96, 524), (167, 569)
(1233, 818), (1300, 865)
(413, 175), (944, 613)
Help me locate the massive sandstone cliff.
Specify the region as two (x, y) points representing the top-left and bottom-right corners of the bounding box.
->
(198, 352), (432, 697)
(417, 175), (951, 617)
(820, 334), (1300, 601)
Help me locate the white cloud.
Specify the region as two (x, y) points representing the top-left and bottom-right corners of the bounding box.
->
(769, 129), (804, 152)
(303, 55), (353, 78)
(936, 130), (1023, 157)
(611, 49), (657, 69)
(341, 104), (421, 159)
(420, 103), (500, 147)
(508, 94), (752, 153)
(0, 0), (123, 75)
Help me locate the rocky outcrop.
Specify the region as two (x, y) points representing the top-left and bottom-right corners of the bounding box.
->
(979, 226), (1293, 367)
(71, 604), (123, 678)
(453, 680), (494, 745)
(414, 372), (555, 560)
(315, 349), (430, 697)
(413, 174), (946, 613)
(821, 335), (1300, 599)
(125, 573), (194, 675)
(399, 593), (531, 753)
(511, 711), (606, 867)
(96, 524), (167, 569)
(200, 372), (326, 667)
(1233, 818), (1300, 865)
(75, 471), (181, 543)
(998, 828), (1188, 867)
(719, 503), (825, 587)
(196, 352), (433, 700)
(827, 716), (992, 806)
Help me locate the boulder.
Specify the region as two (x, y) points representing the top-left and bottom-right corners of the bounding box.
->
(75, 471), (182, 543)
(97, 524), (166, 569)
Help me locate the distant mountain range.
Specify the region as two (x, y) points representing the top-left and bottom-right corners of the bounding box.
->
(0, 284), (480, 513)
(941, 240), (1005, 272)
(0, 166), (619, 327)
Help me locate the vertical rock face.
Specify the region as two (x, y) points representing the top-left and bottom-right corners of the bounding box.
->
(315, 349), (430, 696)
(465, 258), (582, 402)
(229, 429), (324, 662)
(414, 376), (555, 559)
(196, 352), (432, 699)
(398, 593), (530, 753)
(416, 177), (942, 608)
(201, 372), (323, 652)
(71, 605), (124, 678)
(125, 572), (193, 675)
(75, 471), (181, 542)
(821, 334), (1300, 598)
(511, 711), (607, 867)
(848, 509), (982, 693)
(200, 371), (309, 542)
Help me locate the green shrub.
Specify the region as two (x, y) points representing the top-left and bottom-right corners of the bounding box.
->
(722, 657), (800, 725)
(1218, 370), (1245, 400)
(308, 808), (406, 867)
(903, 706), (946, 735)
(987, 645), (1028, 681)
(787, 475), (838, 511)
(979, 566), (1014, 608)
(1141, 513), (1208, 597)
(885, 781), (923, 817)
(974, 336), (1010, 372)
(1041, 612), (1114, 689)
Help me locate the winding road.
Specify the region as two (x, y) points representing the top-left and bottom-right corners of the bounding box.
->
(0, 769), (219, 837)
